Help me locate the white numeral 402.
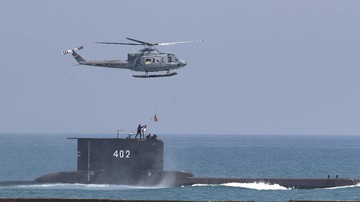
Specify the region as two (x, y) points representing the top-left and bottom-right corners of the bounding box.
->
(113, 150), (130, 158)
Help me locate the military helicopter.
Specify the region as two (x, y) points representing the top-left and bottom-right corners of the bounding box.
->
(62, 38), (203, 78)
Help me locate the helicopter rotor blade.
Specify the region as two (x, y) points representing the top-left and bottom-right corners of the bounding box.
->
(96, 42), (143, 46)
(96, 38), (205, 47)
(157, 40), (205, 46)
(126, 38), (154, 46)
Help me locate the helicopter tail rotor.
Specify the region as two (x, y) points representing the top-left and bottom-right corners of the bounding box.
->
(62, 46), (84, 55)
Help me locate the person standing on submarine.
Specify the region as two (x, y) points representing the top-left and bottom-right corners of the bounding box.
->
(136, 124), (142, 139)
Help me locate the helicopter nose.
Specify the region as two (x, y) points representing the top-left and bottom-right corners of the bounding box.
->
(180, 60), (187, 67)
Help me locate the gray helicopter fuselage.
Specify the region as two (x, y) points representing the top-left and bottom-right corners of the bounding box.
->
(76, 48), (186, 73)
(63, 37), (203, 77)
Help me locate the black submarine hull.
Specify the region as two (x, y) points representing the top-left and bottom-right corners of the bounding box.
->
(34, 171), (360, 189)
(1, 137), (359, 189)
(3, 175), (358, 189)
(35, 170), (193, 187)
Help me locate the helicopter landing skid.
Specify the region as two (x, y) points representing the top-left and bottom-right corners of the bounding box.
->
(133, 72), (177, 78)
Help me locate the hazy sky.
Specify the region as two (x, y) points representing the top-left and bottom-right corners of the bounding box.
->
(1, 1), (360, 135)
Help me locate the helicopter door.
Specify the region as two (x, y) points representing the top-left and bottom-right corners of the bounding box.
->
(144, 57), (161, 65)
(155, 57), (160, 63)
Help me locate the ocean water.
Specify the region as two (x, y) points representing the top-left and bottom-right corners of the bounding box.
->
(0, 134), (360, 201)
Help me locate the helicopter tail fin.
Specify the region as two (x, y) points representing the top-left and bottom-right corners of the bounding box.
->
(62, 46), (86, 64)
(71, 51), (86, 63)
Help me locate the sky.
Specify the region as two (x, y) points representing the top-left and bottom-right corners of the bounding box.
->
(1, 1), (360, 135)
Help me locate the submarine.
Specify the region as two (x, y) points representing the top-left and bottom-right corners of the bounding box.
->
(1, 136), (360, 189)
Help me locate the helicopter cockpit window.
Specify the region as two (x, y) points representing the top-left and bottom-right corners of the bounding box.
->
(168, 54), (173, 63)
(167, 54), (178, 63)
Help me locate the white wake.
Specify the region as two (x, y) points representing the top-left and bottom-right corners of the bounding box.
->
(323, 182), (360, 190)
(192, 182), (290, 190)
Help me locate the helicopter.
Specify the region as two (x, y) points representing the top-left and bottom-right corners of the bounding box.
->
(62, 38), (203, 78)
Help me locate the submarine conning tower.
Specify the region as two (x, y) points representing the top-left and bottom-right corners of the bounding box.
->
(74, 138), (164, 172)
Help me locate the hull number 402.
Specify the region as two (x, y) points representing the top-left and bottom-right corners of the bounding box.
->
(113, 150), (130, 159)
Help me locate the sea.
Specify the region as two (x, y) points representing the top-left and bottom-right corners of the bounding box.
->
(0, 133), (360, 201)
